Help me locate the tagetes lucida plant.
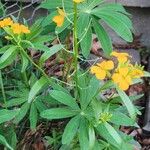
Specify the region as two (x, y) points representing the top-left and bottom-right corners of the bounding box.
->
(0, 0), (150, 149)
(91, 51), (144, 90)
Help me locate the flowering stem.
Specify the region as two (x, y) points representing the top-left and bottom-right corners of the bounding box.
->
(0, 70), (7, 109)
(73, 2), (78, 86)
(18, 46), (51, 83)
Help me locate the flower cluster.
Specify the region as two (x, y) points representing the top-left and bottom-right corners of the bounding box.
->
(53, 8), (65, 27)
(91, 60), (114, 80)
(91, 51), (144, 91)
(0, 17), (30, 34)
(99, 112), (112, 123)
(52, 0), (85, 27)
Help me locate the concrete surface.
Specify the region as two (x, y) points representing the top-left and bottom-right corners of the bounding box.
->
(106, 0), (150, 7)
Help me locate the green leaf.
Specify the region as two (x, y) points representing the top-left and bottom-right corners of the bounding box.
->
(28, 76), (48, 103)
(20, 51), (29, 73)
(14, 102), (30, 124)
(33, 43), (50, 52)
(92, 9), (133, 42)
(91, 99), (102, 122)
(39, 44), (63, 66)
(0, 45), (14, 54)
(92, 18), (112, 56)
(111, 112), (135, 126)
(40, 107), (77, 120)
(85, 0), (104, 9)
(34, 100), (47, 113)
(97, 122), (122, 148)
(32, 35), (55, 44)
(26, 21), (43, 41)
(79, 75), (100, 110)
(0, 109), (19, 124)
(95, 10), (133, 30)
(5, 127), (17, 150)
(77, 13), (90, 38)
(77, 13), (92, 58)
(0, 134), (13, 150)
(29, 102), (38, 130)
(80, 27), (92, 58)
(39, 0), (73, 9)
(89, 126), (95, 150)
(116, 88), (136, 119)
(144, 71), (150, 77)
(50, 90), (80, 110)
(21, 40), (35, 49)
(62, 115), (80, 145)
(98, 3), (129, 15)
(4, 98), (26, 108)
(79, 118), (89, 150)
(0, 46), (18, 69)
(87, 77), (100, 105)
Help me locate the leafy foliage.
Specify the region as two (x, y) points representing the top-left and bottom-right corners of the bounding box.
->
(0, 0), (148, 149)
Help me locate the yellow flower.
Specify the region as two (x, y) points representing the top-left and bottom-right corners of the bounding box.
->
(11, 23), (30, 34)
(111, 51), (130, 63)
(73, 0), (84, 3)
(20, 25), (30, 34)
(11, 23), (22, 34)
(112, 67), (132, 91)
(0, 17), (13, 28)
(90, 60), (114, 80)
(53, 8), (65, 27)
(130, 68), (144, 78)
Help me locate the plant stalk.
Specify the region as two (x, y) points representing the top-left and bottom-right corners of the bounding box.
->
(73, 2), (79, 86)
(19, 46), (51, 83)
(0, 70), (7, 108)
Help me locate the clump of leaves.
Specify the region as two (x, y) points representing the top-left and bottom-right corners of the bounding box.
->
(0, 0), (149, 150)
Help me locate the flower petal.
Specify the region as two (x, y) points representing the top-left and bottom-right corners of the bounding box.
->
(95, 70), (106, 80)
(118, 80), (129, 91)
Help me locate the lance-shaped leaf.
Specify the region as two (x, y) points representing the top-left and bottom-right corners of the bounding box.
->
(0, 109), (19, 124)
(29, 102), (38, 130)
(39, 44), (63, 66)
(116, 87), (136, 119)
(14, 102), (30, 124)
(40, 0), (73, 9)
(79, 118), (89, 150)
(110, 112), (135, 126)
(40, 107), (77, 120)
(62, 115), (81, 145)
(89, 126), (96, 149)
(92, 10), (133, 42)
(92, 18), (112, 56)
(20, 51), (29, 73)
(50, 90), (80, 110)
(97, 122), (123, 148)
(0, 46), (18, 69)
(28, 76), (48, 103)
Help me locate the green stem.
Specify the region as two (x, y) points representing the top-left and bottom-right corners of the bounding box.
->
(19, 46), (51, 83)
(73, 2), (78, 86)
(0, 70), (7, 108)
